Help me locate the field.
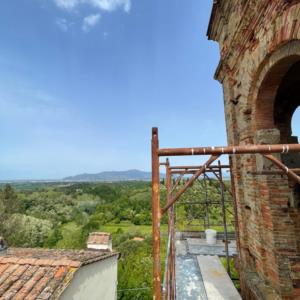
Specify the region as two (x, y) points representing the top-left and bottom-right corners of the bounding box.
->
(101, 221), (168, 235)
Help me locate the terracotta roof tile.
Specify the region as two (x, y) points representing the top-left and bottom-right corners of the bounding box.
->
(25, 269), (55, 300)
(0, 247), (118, 299)
(35, 259), (55, 266)
(1, 257), (20, 264)
(17, 258), (38, 265)
(14, 267), (47, 299)
(0, 263), (10, 275)
(50, 260), (79, 268)
(0, 264), (28, 295)
(2, 265), (39, 300)
(0, 264), (19, 285)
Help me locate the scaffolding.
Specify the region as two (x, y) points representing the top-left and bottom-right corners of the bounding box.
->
(170, 162), (233, 233)
(161, 159), (233, 299)
(151, 127), (300, 300)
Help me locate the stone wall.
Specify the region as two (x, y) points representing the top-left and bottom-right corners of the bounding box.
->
(208, 1), (300, 299)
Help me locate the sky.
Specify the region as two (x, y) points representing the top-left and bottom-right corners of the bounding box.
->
(0, 1), (299, 180)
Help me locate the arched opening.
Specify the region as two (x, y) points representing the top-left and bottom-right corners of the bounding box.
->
(292, 107), (300, 146)
(255, 55), (300, 171)
(290, 107), (300, 210)
(273, 60), (300, 213)
(273, 60), (300, 168)
(274, 60), (300, 144)
(255, 56), (300, 162)
(255, 54), (300, 254)
(255, 55), (300, 131)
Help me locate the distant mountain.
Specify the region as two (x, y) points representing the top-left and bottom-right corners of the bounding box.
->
(63, 169), (162, 182)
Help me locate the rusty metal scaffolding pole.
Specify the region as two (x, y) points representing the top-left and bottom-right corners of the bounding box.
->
(158, 144), (300, 156)
(152, 128), (162, 300)
(169, 164), (230, 170)
(229, 156), (241, 274)
(151, 127), (300, 300)
(211, 170), (233, 197)
(162, 155), (220, 214)
(166, 160), (176, 300)
(263, 154), (300, 184)
(171, 170), (226, 175)
(163, 159), (169, 299)
(166, 164), (233, 235)
(204, 173), (209, 229)
(218, 160), (231, 277)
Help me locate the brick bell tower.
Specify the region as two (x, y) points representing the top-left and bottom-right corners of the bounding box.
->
(208, 1), (300, 299)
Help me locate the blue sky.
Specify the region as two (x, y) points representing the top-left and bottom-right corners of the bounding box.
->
(1, 1), (298, 180)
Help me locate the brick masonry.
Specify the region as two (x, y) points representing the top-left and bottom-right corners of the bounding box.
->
(208, 1), (300, 299)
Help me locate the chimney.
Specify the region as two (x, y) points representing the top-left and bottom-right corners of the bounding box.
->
(87, 232), (112, 251)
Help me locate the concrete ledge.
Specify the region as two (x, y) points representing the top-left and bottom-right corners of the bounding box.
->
(197, 255), (241, 300)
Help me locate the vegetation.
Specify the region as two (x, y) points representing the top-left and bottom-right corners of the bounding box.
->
(0, 181), (159, 299)
(174, 178), (235, 232)
(0, 178), (235, 299)
(220, 257), (240, 290)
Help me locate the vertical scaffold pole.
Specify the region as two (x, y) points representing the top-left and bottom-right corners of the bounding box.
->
(229, 156), (241, 265)
(166, 159), (171, 300)
(219, 160), (231, 277)
(152, 127), (162, 300)
(166, 159), (176, 300)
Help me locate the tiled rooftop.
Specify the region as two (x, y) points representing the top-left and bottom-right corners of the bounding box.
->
(0, 248), (118, 300)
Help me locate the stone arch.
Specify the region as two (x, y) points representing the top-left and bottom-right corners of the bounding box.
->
(274, 60), (300, 143)
(251, 40), (300, 133)
(242, 40), (300, 297)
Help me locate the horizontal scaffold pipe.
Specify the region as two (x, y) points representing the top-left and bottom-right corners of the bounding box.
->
(158, 144), (300, 157)
(162, 155), (220, 214)
(171, 170), (226, 175)
(178, 201), (233, 205)
(169, 164), (230, 170)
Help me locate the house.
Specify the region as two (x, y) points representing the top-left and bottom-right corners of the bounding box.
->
(0, 233), (118, 300)
(87, 232), (112, 251)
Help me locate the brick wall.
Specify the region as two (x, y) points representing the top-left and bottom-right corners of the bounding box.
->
(208, 1), (300, 299)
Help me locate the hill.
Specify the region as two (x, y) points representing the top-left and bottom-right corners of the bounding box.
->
(63, 169), (159, 182)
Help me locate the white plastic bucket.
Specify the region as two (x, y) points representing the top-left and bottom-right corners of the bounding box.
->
(205, 229), (217, 245)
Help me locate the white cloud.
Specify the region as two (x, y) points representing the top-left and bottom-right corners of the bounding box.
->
(55, 18), (73, 31)
(53, 0), (131, 13)
(88, 0), (131, 13)
(54, 0), (79, 10)
(82, 13), (101, 32)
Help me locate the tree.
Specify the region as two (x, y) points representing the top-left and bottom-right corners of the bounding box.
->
(6, 214), (52, 247)
(44, 226), (63, 248)
(0, 184), (21, 242)
(117, 238), (153, 300)
(1, 184), (20, 214)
